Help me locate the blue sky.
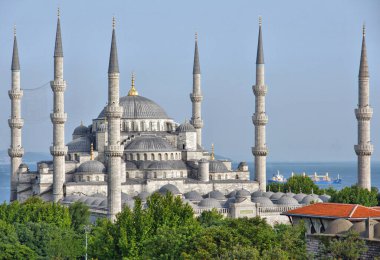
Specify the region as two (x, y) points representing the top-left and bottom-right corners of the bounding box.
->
(0, 0), (379, 162)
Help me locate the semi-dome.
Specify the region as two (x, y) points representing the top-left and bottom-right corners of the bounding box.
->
(176, 122), (196, 133)
(209, 160), (229, 173)
(301, 195), (323, 205)
(73, 124), (88, 136)
(98, 95), (170, 119)
(77, 160), (106, 173)
(293, 193), (307, 202)
(136, 191), (150, 201)
(252, 196), (274, 207)
(125, 161), (138, 170)
(275, 195), (299, 206)
(125, 136), (174, 152)
(184, 191), (203, 201)
(199, 198), (222, 208)
(205, 190), (225, 200)
(67, 136), (91, 153)
(159, 184), (181, 195)
(148, 161), (187, 170)
(325, 219), (353, 234)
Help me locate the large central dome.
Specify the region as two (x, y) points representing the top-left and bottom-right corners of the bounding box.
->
(98, 95), (170, 119)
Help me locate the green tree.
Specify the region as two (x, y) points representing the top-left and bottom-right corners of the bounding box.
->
(197, 209), (224, 227)
(68, 201), (90, 232)
(330, 185), (378, 206)
(285, 175), (320, 194)
(322, 230), (367, 259)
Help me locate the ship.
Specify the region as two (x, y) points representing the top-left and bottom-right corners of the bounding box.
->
(267, 171), (342, 185)
(267, 171), (287, 184)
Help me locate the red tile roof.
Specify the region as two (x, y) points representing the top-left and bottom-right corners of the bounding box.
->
(284, 203), (380, 220)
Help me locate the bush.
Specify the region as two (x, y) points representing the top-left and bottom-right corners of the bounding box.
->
(330, 185), (378, 206)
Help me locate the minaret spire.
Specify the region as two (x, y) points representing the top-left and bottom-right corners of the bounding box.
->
(355, 23), (373, 191)
(190, 32), (203, 148)
(50, 9), (68, 202)
(105, 17), (123, 222)
(252, 16), (268, 191)
(8, 25), (24, 201)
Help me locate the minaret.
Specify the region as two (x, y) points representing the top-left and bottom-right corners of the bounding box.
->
(50, 9), (68, 202)
(252, 17), (268, 191)
(8, 26), (24, 201)
(106, 17), (123, 222)
(354, 24), (373, 191)
(190, 33), (203, 148)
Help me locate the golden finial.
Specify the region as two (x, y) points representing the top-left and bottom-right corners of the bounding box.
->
(259, 16), (262, 26)
(128, 72), (139, 96)
(112, 16), (116, 29)
(362, 23), (366, 36)
(90, 143), (94, 160)
(211, 143), (215, 160)
(13, 25), (16, 37)
(80, 120), (83, 126)
(57, 7), (60, 18)
(195, 32), (198, 42)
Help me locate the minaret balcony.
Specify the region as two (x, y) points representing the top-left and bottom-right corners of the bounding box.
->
(252, 146), (268, 156)
(252, 85), (267, 96)
(190, 94), (203, 102)
(8, 118), (24, 129)
(105, 105), (123, 118)
(50, 80), (66, 92)
(252, 113), (268, 126)
(355, 107), (373, 120)
(354, 144), (373, 156)
(8, 90), (23, 99)
(50, 113), (67, 124)
(190, 118), (204, 128)
(8, 147), (24, 157)
(105, 145), (124, 157)
(50, 146), (68, 156)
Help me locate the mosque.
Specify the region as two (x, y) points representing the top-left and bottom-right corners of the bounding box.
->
(8, 11), (372, 222)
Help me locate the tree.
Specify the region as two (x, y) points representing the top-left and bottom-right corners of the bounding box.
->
(197, 209), (224, 227)
(321, 230), (367, 259)
(330, 185), (378, 206)
(68, 201), (90, 232)
(285, 175), (320, 194)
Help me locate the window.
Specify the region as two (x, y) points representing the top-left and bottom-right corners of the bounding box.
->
(165, 153), (168, 160)
(163, 172), (167, 178)
(151, 154), (155, 160)
(86, 176), (90, 182)
(96, 176), (99, 181)
(126, 172), (129, 179)
(158, 154), (162, 161)
(154, 172), (157, 178)
(170, 153), (174, 160)
(209, 175), (213, 180)
(180, 171), (183, 178)
(144, 153), (148, 160)
(137, 154), (140, 161)
(235, 174), (239, 180)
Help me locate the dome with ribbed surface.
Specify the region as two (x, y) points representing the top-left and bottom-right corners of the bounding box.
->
(252, 196), (274, 207)
(184, 191), (203, 201)
(125, 161), (138, 170)
(263, 191), (274, 198)
(227, 190), (237, 198)
(159, 184), (181, 195)
(319, 194), (331, 203)
(275, 195), (299, 205)
(176, 122), (196, 132)
(209, 160), (229, 173)
(125, 136), (174, 152)
(252, 190), (264, 198)
(73, 124), (88, 136)
(301, 195), (323, 205)
(293, 193), (307, 202)
(270, 192), (284, 201)
(236, 189), (251, 198)
(205, 190), (225, 200)
(199, 198), (222, 208)
(67, 137), (91, 153)
(77, 160), (106, 173)
(98, 95), (169, 119)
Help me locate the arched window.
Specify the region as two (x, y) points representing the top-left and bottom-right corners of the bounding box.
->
(163, 172), (167, 178)
(140, 121), (144, 131)
(235, 174), (239, 179)
(137, 154), (140, 161)
(144, 153), (148, 161)
(180, 171), (183, 178)
(175, 153), (178, 160)
(154, 172), (157, 178)
(218, 175), (222, 180)
(170, 153), (174, 160)
(150, 121), (153, 131)
(126, 172), (129, 179)
(158, 154), (162, 161)
(157, 121), (160, 131)
(86, 176), (90, 182)
(96, 176), (99, 181)
(209, 175), (213, 180)
(151, 154), (155, 161)
(165, 153), (168, 160)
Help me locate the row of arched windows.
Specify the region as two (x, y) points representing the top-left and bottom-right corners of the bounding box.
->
(126, 171), (186, 180)
(125, 152), (181, 161)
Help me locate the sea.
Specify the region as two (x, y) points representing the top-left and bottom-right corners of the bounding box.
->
(1, 161), (380, 202)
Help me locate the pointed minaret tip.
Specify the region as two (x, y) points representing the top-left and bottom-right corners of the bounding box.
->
(54, 9), (63, 57)
(193, 32), (201, 74)
(362, 23), (366, 36)
(11, 25), (20, 71)
(256, 16), (264, 64)
(359, 22), (369, 78)
(108, 17), (119, 74)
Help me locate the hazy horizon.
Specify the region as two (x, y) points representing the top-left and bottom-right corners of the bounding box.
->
(0, 0), (379, 162)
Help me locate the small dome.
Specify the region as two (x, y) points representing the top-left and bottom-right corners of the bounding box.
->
(374, 222), (380, 239)
(77, 160), (106, 173)
(199, 158), (208, 163)
(122, 200), (135, 209)
(182, 199), (198, 209)
(136, 191), (150, 201)
(270, 192), (285, 201)
(125, 161), (138, 170)
(251, 190), (264, 198)
(224, 197), (236, 207)
(39, 163), (48, 168)
(19, 163), (28, 169)
(285, 192), (295, 198)
(275, 195), (299, 206)
(226, 190), (237, 198)
(263, 191), (274, 198)
(176, 122), (196, 133)
(125, 136), (174, 152)
(293, 193), (307, 202)
(252, 196), (274, 207)
(159, 184), (181, 195)
(99, 199), (107, 208)
(73, 124), (88, 136)
(349, 221), (366, 237)
(198, 198), (222, 208)
(121, 192), (134, 201)
(184, 191), (203, 201)
(205, 190), (225, 200)
(236, 189), (251, 198)
(209, 160), (229, 173)
(301, 195), (323, 205)
(325, 219), (353, 235)
(67, 136), (91, 153)
(319, 194), (331, 203)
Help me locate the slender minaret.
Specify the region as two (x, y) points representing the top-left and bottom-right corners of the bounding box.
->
(8, 26), (24, 201)
(50, 10), (68, 202)
(354, 24), (373, 191)
(252, 17), (268, 191)
(190, 33), (203, 148)
(106, 17), (123, 221)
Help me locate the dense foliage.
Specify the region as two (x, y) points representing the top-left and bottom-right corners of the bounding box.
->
(330, 185), (379, 207)
(268, 175), (321, 194)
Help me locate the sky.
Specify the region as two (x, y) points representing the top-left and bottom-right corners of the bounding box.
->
(0, 0), (379, 162)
